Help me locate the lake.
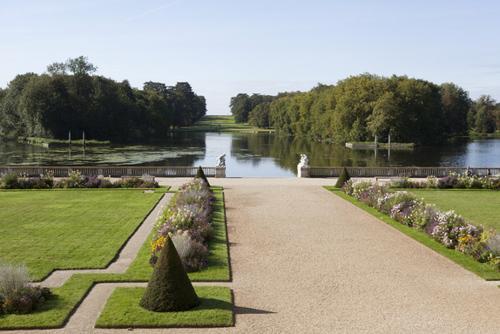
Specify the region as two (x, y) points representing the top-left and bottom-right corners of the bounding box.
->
(1, 133), (499, 177)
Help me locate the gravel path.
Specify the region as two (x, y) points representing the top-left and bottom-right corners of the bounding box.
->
(4, 178), (500, 333)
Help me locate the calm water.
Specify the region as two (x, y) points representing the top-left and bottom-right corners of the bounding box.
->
(1, 133), (499, 177)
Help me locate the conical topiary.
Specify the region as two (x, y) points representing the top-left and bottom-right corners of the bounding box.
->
(140, 235), (200, 312)
(195, 166), (210, 187)
(335, 167), (351, 188)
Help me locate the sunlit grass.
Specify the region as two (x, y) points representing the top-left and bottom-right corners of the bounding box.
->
(0, 189), (163, 280)
(95, 286), (233, 328)
(410, 189), (500, 231)
(173, 115), (274, 133)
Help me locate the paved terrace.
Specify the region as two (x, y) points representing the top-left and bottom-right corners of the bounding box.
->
(5, 177), (500, 333)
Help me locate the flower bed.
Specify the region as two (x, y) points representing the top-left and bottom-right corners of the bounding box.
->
(150, 178), (215, 272)
(0, 171), (158, 189)
(342, 180), (500, 271)
(0, 262), (51, 315)
(389, 172), (500, 190)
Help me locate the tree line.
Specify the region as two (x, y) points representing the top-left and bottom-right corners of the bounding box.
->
(0, 56), (206, 143)
(230, 74), (500, 145)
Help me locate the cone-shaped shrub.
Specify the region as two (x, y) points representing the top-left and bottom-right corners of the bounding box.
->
(335, 167), (351, 188)
(195, 166), (210, 187)
(140, 235), (200, 312)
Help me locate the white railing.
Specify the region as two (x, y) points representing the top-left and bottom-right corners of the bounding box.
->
(0, 166), (223, 178)
(308, 167), (500, 178)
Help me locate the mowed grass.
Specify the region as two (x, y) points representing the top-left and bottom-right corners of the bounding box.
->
(0, 190), (163, 280)
(95, 286), (233, 328)
(173, 115), (273, 132)
(410, 189), (500, 231)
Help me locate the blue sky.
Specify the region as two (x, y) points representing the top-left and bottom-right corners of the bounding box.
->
(1, 0), (499, 115)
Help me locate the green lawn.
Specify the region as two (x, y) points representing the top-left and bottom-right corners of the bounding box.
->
(0, 189), (163, 280)
(410, 189), (500, 231)
(173, 115), (273, 133)
(95, 286), (233, 328)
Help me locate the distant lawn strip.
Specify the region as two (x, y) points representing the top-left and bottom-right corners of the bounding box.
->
(325, 187), (500, 281)
(23, 136), (110, 147)
(0, 190), (163, 281)
(173, 115), (273, 133)
(0, 186), (230, 329)
(409, 189), (500, 231)
(95, 286), (233, 328)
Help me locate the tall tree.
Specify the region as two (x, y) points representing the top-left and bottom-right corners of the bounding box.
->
(471, 95), (497, 133)
(440, 83), (470, 136)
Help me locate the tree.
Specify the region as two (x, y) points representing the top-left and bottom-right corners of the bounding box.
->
(248, 102), (272, 128)
(66, 56), (97, 75)
(366, 91), (398, 139)
(471, 95), (496, 133)
(0, 73), (38, 138)
(46, 62), (68, 76)
(440, 83), (470, 136)
(143, 81), (167, 96)
(230, 93), (251, 123)
(47, 56), (97, 76)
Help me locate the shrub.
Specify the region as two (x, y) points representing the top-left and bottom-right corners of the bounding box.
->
(438, 175), (459, 189)
(486, 235), (500, 257)
(140, 236), (200, 312)
(82, 175), (102, 188)
(0, 262), (51, 314)
(335, 167), (350, 188)
(195, 166), (210, 187)
(426, 176), (438, 188)
(0, 173), (19, 189)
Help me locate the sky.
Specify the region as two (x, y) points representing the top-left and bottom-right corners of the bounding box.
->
(1, 0), (499, 115)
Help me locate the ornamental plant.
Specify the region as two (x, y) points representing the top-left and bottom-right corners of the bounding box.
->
(0, 262), (51, 314)
(195, 166), (210, 187)
(140, 235), (200, 312)
(335, 167), (350, 188)
(150, 178), (214, 272)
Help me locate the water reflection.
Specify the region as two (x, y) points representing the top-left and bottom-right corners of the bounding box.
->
(0, 133), (499, 177)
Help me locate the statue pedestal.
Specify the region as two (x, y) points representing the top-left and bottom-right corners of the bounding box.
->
(215, 167), (226, 178)
(297, 164), (310, 178)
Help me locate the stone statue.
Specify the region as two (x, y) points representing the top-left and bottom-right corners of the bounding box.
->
(216, 154), (226, 167)
(299, 154), (309, 167)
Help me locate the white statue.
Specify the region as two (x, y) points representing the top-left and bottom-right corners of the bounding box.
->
(299, 154), (309, 167)
(216, 154), (226, 167)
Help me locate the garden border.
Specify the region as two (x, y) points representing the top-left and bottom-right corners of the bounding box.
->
(325, 187), (500, 282)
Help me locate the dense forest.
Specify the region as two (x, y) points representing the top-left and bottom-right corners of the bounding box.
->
(230, 74), (500, 145)
(0, 56), (206, 143)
